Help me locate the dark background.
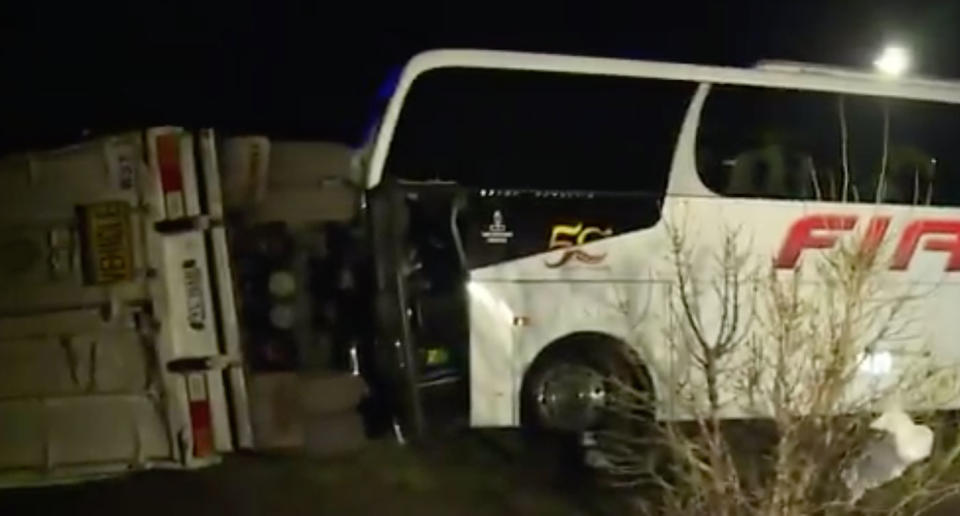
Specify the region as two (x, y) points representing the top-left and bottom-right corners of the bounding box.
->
(1, 1), (957, 154)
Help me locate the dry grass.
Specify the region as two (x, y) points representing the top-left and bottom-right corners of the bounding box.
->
(595, 220), (960, 516)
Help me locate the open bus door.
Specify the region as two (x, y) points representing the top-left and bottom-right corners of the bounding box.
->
(366, 176), (472, 441)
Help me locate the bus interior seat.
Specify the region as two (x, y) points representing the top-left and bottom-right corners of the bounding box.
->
(725, 145), (816, 200)
(880, 147), (937, 205)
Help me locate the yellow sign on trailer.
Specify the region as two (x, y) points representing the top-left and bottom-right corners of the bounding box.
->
(80, 201), (134, 284)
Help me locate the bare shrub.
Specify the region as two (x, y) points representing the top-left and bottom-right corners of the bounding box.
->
(597, 219), (960, 516)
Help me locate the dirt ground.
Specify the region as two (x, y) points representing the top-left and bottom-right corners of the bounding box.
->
(4, 429), (960, 515)
(0, 431), (628, 516)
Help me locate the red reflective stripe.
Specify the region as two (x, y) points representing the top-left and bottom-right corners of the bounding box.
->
(156, 133), (183, 193)
(189, 399), (214, 457)
(186, 372), (213, 458)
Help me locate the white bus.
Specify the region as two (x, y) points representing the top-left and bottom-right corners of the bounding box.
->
(363, 50), (960, 442)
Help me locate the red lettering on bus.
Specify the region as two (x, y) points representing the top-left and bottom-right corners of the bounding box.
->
(775, 214), (960, 271)
(774, 215), (857, 269)
(861, 216), (892, 260)
(891, 220), (960, 271)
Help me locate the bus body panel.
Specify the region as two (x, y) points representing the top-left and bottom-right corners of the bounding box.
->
(375, 50), (960, 427)
(469, 196), (960, 424)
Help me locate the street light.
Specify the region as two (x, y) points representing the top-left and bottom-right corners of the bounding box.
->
(874, 45), (910, 76)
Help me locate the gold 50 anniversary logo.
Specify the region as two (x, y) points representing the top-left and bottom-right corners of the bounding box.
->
(545, 223), (612, 268)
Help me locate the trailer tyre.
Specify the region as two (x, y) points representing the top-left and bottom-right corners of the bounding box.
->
(299, 372), (368, 416)
(303, 411), (368, 458)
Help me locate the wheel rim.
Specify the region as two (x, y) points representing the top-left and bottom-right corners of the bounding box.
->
(534, 363), (608, 431)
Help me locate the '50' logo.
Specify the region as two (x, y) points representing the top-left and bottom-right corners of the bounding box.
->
(545, 223), (613, 268)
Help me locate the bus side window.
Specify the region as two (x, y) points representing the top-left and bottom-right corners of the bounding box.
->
(384, 68), (696, 196)
(382, 68), (698, 267)
(725, 145), (815, 200)
(696, 86), (830, 201)
(878, 146), (936, 205)
(696, 84), (960, 207)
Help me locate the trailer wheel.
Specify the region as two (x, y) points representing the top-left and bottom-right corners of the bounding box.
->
(303, 411), (368, 458)
(299, 372), (368, 416)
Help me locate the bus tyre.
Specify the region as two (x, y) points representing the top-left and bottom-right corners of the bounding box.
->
(520, 335), (647, 475)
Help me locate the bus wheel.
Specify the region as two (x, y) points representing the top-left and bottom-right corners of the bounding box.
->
(520, 335), (650, 474)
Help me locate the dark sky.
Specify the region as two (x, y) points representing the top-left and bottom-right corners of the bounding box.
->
(0, 1), (958, 153)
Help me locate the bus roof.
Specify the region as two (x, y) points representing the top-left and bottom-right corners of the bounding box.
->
(366, 49), (960, 188)
(752, 59), (960, 87)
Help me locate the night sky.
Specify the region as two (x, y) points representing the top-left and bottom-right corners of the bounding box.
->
(1, 1), (958, 154)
